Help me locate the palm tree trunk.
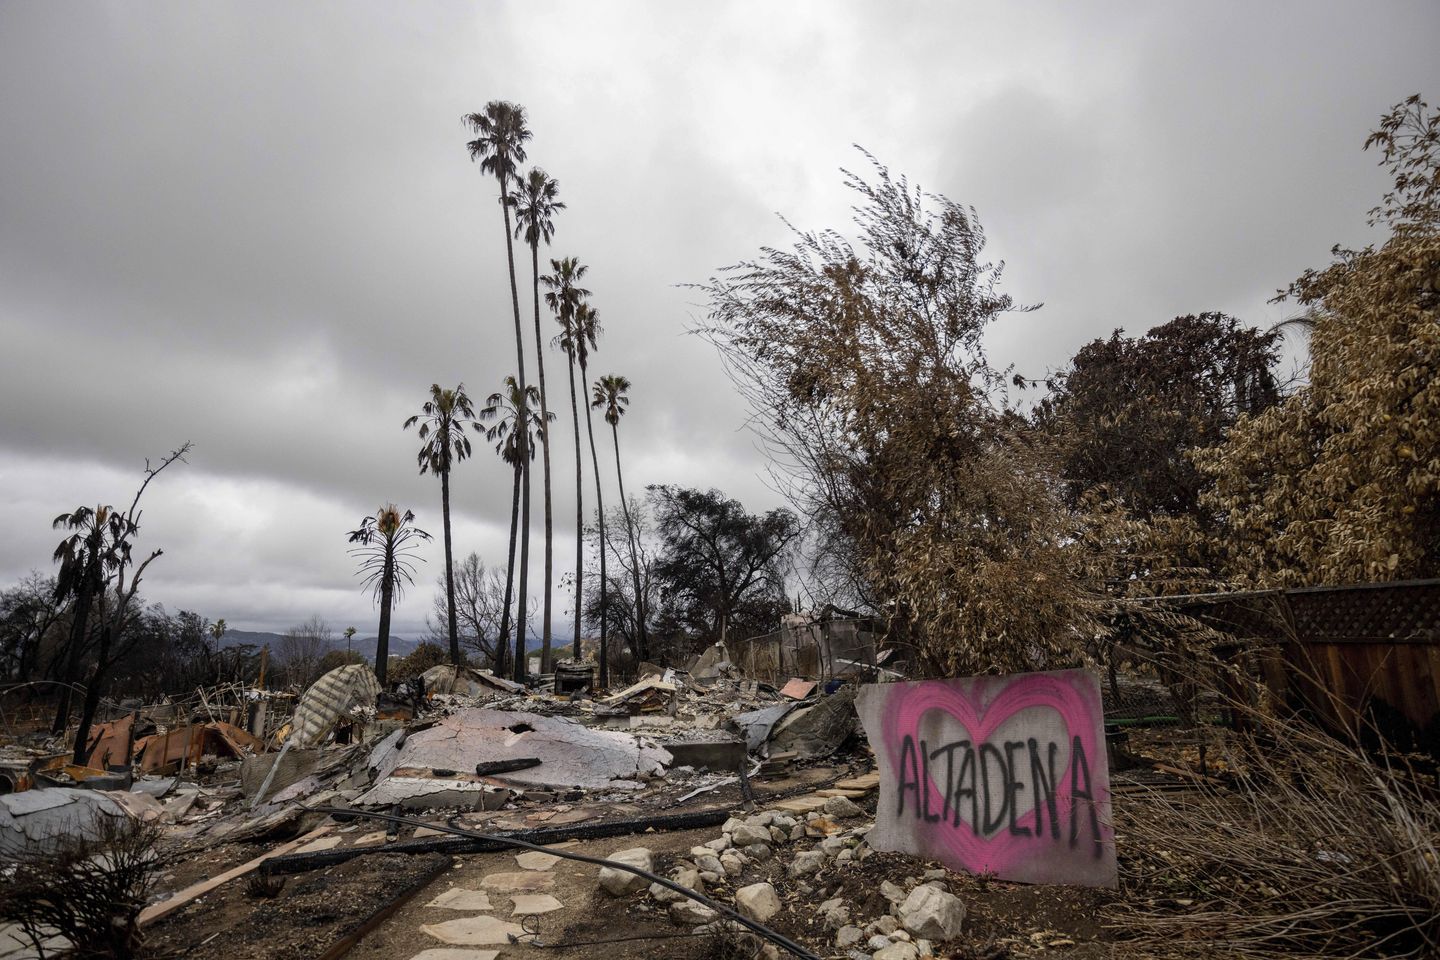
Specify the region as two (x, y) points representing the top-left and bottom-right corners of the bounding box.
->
(71, 621), (113, 765)
(516, 450), (531, 682)
(497, 459), (521, 677)
(376, 550), (395, 687)
(565, 354), (583, 661)
(498, 181), (530, 683)
(441, 467), (461, 666)
(529, 241), (554, 673)
(580, 359), (608, 687)
(611, 422), (649, 661)
(51, 579), (95, 734)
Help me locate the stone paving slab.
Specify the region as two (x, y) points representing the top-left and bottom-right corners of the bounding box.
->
(426, 888), (493, 911)
(479, 870), (553, 893)
(509, 893), (563, 916)
(419, 914), (526, 946)
(514, 850), (559, 871)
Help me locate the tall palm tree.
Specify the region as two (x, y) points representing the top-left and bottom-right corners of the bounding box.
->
(463, 101), (535, 672)
(592, 374), (648, 662)
(403, 383), (477, 667)
(572, 303), (609, 683)
(347, 505), (430, 687)
(543, 256), (591, 662)
(512, 168), (564, 672)
(480, 377), (551, 681)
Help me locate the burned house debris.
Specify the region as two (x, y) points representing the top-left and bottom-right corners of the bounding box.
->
(3, 597), (1436, 960)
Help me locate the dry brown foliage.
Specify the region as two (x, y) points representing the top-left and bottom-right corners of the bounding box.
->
(699, 153), (1115, 675)
(1195, 96), (1440, 587)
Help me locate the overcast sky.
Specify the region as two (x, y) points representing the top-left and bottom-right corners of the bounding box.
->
(2, 1), (1436, 640)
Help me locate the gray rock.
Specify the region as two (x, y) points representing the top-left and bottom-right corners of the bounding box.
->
(873, 942), (920, 960)
(670, 898), (718, 925)
(743, 842), (773, 861)
(649, 866), (701, 904)
(787, 850), (827, 878)
(836, 925), (864, 948)
(820, 898), (851, 929)
(868, 934), (894, 950)
(871, 914), (899, 935)
(824, 795), (864, 818)
(694, 854), (725, 875)
(705, 835), (731, 852)
(880, 880), (907, 904)
(899, 885), (966, 940)
(731, 823), (772, 847)
(769, 826), (789, 844)
(734, 882), (781, 923)
(598, 847), (653, 897)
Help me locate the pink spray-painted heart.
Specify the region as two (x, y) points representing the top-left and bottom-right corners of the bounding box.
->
(879, 672), (1110, 877)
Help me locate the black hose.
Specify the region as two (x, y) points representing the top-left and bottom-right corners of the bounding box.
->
(307, 805), (821, 960)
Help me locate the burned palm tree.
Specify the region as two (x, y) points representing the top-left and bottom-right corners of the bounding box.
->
(347, 505), (430, 687)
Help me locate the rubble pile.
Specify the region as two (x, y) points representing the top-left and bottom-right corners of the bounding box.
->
(2, 640), (914, 958)
(0, 650), (876, 854)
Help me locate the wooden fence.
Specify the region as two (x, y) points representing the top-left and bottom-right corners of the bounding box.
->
(1143, 578), (1440, 748)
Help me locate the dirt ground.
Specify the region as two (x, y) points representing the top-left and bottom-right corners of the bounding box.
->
(144, 852), (450, 959)
(341, 821), (1115, 960)
(134, 754), (1197, 959)
(183, 798), (1116, 960)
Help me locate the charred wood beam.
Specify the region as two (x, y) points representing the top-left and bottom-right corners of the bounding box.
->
(264, 806), (732, 875)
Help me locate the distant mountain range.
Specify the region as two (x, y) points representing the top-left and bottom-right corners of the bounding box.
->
(219, 628), (426, 661)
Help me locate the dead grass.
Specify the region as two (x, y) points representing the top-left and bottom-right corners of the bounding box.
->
(1105, 705), (1440, 959)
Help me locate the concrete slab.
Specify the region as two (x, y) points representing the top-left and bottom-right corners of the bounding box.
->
(514, 851), (559, 871)
(354, 777), (508, 811)
(663, 738), (747, 772)
(372, 708), (672, 790)
(773, 796), (828, 814)
(408, 950), (500, 960)
(419, 915), (526, 946)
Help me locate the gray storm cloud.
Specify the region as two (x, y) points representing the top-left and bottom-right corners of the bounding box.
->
(1, 0), (1436, 635)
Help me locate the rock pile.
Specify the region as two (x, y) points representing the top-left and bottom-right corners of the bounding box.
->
(592, 797), (966, 960)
